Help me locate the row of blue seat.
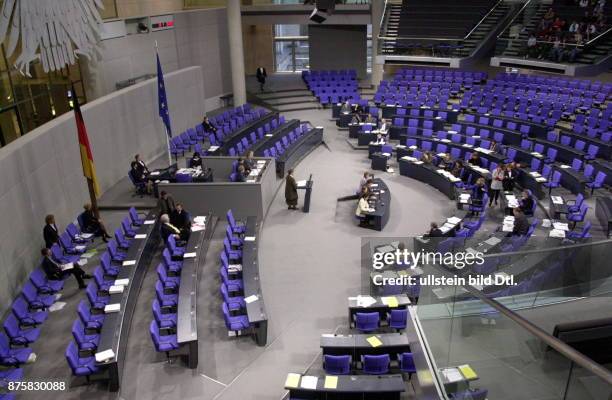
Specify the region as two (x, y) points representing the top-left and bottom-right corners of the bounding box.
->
(262, 123), (311, 160)
(65, 208), (146, 380)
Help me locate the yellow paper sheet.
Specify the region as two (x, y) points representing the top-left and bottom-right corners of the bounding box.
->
(383, 296), (399, 307)
(324, 375), (338, 389)
(458, 364), (478, 380)
(366, 336), (383, 347)
(285, 373), (300, 388)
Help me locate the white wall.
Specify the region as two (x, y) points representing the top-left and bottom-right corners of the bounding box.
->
(0, 66), (204, 313)
(83, 8), (232, 111)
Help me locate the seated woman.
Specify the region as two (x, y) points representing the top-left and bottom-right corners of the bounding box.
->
(439, 154), (455, 171)
(235, 164), (248, 182)
(80, 203), (111, 242)
(355, 193), (373, 227)
(421, 151), (434, 165)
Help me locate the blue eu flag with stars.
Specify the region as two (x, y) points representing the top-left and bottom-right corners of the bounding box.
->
(157, 53), (172, 137)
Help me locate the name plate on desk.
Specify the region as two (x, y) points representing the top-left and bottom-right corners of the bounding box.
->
(104, 303), (121, 313)
(122, 260), (136, 266)
(183, 252), (197, 259)
(245, 294), (259, 303)
(244, 236), (256, 242)
(134, 234), (147, 239)
(108, 285), (124, 294)
(143, 220), (156, 225)
(208, 145), (219, 152)
(114, 278), (129, 286)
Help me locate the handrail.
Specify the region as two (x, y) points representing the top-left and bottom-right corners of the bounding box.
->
(585, 26), (612, 46)
(497, 0), (536, 39)
(463, 0), (505, 40)
(379, 36), (465, 41)
(379, 0), (389, 36)
(478, 238), (612, 259)
(463, 284), (612, 386)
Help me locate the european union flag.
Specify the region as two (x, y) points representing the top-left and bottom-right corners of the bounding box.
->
(157, 53), (172, 137)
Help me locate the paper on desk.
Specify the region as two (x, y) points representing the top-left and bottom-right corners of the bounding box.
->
(60, 263), (74, 271)
(458, 364), (478, 380)
(560, 164), (571, 169)
(285, 373), (300, 388)
(183, 252), (197, 259)
(551, 196), (563, 204)
(75, 245), (86, 251)
(381, 296), (399, 308)
(122, 260), (136, 266)
(366, 336), (383, 348)
(149, 171), (161, 176)
(484, 237), (502, 246)
(244, 236), (256, 242)
(208, 146), (219, 151)
(193, 216), (207, 224)
(134, 234), (147, 239)
(356, 295), (377, 307)
(104, 304), (121, 313)
(413, 161), (424, 165)
(442, 368), (464, 383)
(300, 376), (318, 390)
(536, 177), (547, 182)
(95, 349), (115, 363)
(244, 294), (259, 304)
(109, 285), (124, 294)
(191, 225), (206, 232)
(143, 220), (156, 225)
(553, 222), (569, 231)
(549, 229), (566, 238)
(114, 279), (129, 286)
(542, 219), (552, 228)
(324, 376), (338, 389)
(447, 216), (462, 224)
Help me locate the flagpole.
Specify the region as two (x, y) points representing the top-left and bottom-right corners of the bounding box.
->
(156, 41), (173, 166)
(71, 82), (100, 218)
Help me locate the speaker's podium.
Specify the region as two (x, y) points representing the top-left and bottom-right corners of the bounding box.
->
(297, 174), (314, 213)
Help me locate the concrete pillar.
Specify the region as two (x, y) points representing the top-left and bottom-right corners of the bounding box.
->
(227, 0), (247, 105)
(370, 0), (384, 88)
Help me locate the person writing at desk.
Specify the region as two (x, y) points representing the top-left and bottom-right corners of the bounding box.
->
(351, 114), (362, 124)
(189, 152), (203, 168)
(80, 203), (111, 242)
(170, 202), (191, 241)
(41, 248), (91, 289)
(424, 222), (443, 237)
(489, 140), (501, 154)
(364, 113), (375, 124)
(468, 153), (483, 167)
(355, 193), (374, 227)
(351, 103), (363, 114)
(43, 214), (60, 249)
(202, 116), (217, 133)
(285, 169), (298, 210)
(374, 133), (386, 145)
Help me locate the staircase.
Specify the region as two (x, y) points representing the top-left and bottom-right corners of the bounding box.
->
(575, 31), (612, 65)
(457, 2), (513, 57)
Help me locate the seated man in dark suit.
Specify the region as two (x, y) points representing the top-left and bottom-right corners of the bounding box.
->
(202, 116), (217, 133)
(468, 153), (483, 167)
(80, 203), (111, 241)
(170, 203), (192, 241)
(510, 208), (529, 236)
(519, 190), (535, 215)
(43, 214), (60, 249)
(160, 214), (185, 244)
(134, 154), (150, 177)
(189, 152), (203, 169)
(424, 222), (444, 238)
(41, 248), (90, 289)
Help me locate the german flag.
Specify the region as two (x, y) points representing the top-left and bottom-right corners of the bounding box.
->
(72, 85), (100, 198)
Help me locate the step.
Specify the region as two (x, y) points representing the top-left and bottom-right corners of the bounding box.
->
(263, 96), (318, 106)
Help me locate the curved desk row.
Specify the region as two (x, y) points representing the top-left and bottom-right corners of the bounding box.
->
(218, 112), (277, 154)
(251, 119), (301, 156)
(389, 118), (445, 140)
(364, 179), (391, 231)
(397, 136), (508, 167)
(276, 127), (324, 178)
(284, 373), (405, 399)
(381, 104), (459, 123)
(96, 212), (160, 391)
(243, 217), (268, 346)
(175, 214), (215, 368)
(398, 158), (458, 200)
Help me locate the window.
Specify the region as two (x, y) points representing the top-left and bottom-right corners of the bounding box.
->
(274, 25), (309, 72)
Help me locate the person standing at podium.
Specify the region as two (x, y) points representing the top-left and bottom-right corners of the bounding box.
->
(285, 169), (299, 210)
